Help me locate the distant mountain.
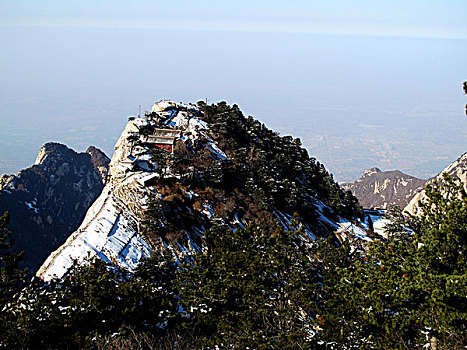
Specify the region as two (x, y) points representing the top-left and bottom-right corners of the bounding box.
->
(0, 143), (109, 273)
(405, 152), (467, 215)
(341, 167), (427, 209)
(37, 100), (367, 281)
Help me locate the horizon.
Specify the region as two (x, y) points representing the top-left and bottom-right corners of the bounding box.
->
(1, 1), (466, 182)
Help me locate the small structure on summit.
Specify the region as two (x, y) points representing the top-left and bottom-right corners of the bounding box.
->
(140, 100), (189, 153)
(151, 100), (178, 113)
(142, 128), (181, 154)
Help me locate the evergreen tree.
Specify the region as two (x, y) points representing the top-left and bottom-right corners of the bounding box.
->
(318, 232), (420, 348)
(175, 221), (320, 348)
(383, 204), (412, 241)
(0, 211), (27, 347)
(317, 174), (466, 349)
(410, 175), (467, 347)
(126, 133), (141, 154)
(2, 256), (181, 349)
(150, 147), (172, 178)
(0, 211), (26, 307)
(143, 194), (167, 239)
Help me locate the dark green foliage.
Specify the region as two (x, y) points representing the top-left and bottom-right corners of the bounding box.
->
(126, 133), (141, 154)
(140, 101), (362, 248)
(5, 102), (466, 348)
(193, 101), (363, 221)
(463, 81), (467, 115)
(410, 175), (467, 347)
(1, 172), (466, 348)
(175, 220), (320, 348)
(142, 195), (166, 235)
(1, 256), (180, 349)
(150, 147), (173, 178)
(317, 174), (467, 349)
(0, 212), (26, 306)
(0, 211), (28, 347)
(383, 204), (413, 241)
(318, 238), (420, 349)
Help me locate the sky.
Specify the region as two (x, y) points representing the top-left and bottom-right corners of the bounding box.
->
(0, 0), (466, 181)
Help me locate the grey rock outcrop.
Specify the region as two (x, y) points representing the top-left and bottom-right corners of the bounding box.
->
(0, 143), (109, 273)
(404, 152), (467, 215)
(38, 100), (369, 281)
(342, 167), (427, 209)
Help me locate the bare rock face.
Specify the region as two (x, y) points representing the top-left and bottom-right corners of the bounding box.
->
(86, 146), (110, 182)
(404, 152), (467, 216)
(342, 168), (427, 209)
(37, 120), (154, 281)
(0, 143), (109, 273)
(38, 103), (229, 281)
(37, 100), (368, 281)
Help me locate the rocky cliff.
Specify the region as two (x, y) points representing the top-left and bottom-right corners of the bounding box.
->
(37, 100), (369, 281)
(341, 167), (427, 209)
(0, 143), (109, 273)
(404, 152), (467, 215)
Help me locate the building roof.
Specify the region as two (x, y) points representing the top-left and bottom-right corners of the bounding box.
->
(143, 135), (175, 145)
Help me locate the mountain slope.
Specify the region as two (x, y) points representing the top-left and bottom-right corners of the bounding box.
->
(404, 152), (467, 215)
(341, 167), (427, 209)
(38, 100), (366, 281)
(0, 143), (109, 272)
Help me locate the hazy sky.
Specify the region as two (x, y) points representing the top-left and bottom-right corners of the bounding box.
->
(1, 1), (466, 181)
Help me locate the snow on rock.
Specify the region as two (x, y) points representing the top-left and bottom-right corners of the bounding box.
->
(208, 142), (227, 160)
(362, 167), (381, 178)
(37, 100), (229, 281)
(34, 145), (48, 165)
(37, 120), (155, 281)
(404, 152), (467, 216)
(37, 186), (151, 281)
(151, 100), (178, 112)
(150, 100), (221, 156)
(37, 99), (373, 281)
(313, 200), (371, 244)
(334, 220), (372, 244)
(372, 217), (391, 238)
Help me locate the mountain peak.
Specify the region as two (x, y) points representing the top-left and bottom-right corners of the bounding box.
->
(361, 167), (382, 178)
(37, 99), (365, 281)
(342, 167), (426, 209)
(0, 143), (109, 273)
(34, 142), (76, 165)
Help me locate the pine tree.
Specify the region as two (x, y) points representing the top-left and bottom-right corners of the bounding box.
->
(175, 221), (320, 348)
(142, 195), (167, 240)
(383, 204), (412, 241)
(410, 174), (467, 348)
(0, 212), (28, 347)
(126, 133), (140, 154)
(317, 232), (419, 348)
(150, 147), (172, 178)
(317, 174), (467, 349)
(2, 257), (181, 349)
(0, 211), (26, 306)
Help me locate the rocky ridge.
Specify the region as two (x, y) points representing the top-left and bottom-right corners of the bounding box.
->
(404, 152), (467, 215)
(37, 100), (369, 281)
(0, 143), (109, 272)
(341, 167), (427, 209)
